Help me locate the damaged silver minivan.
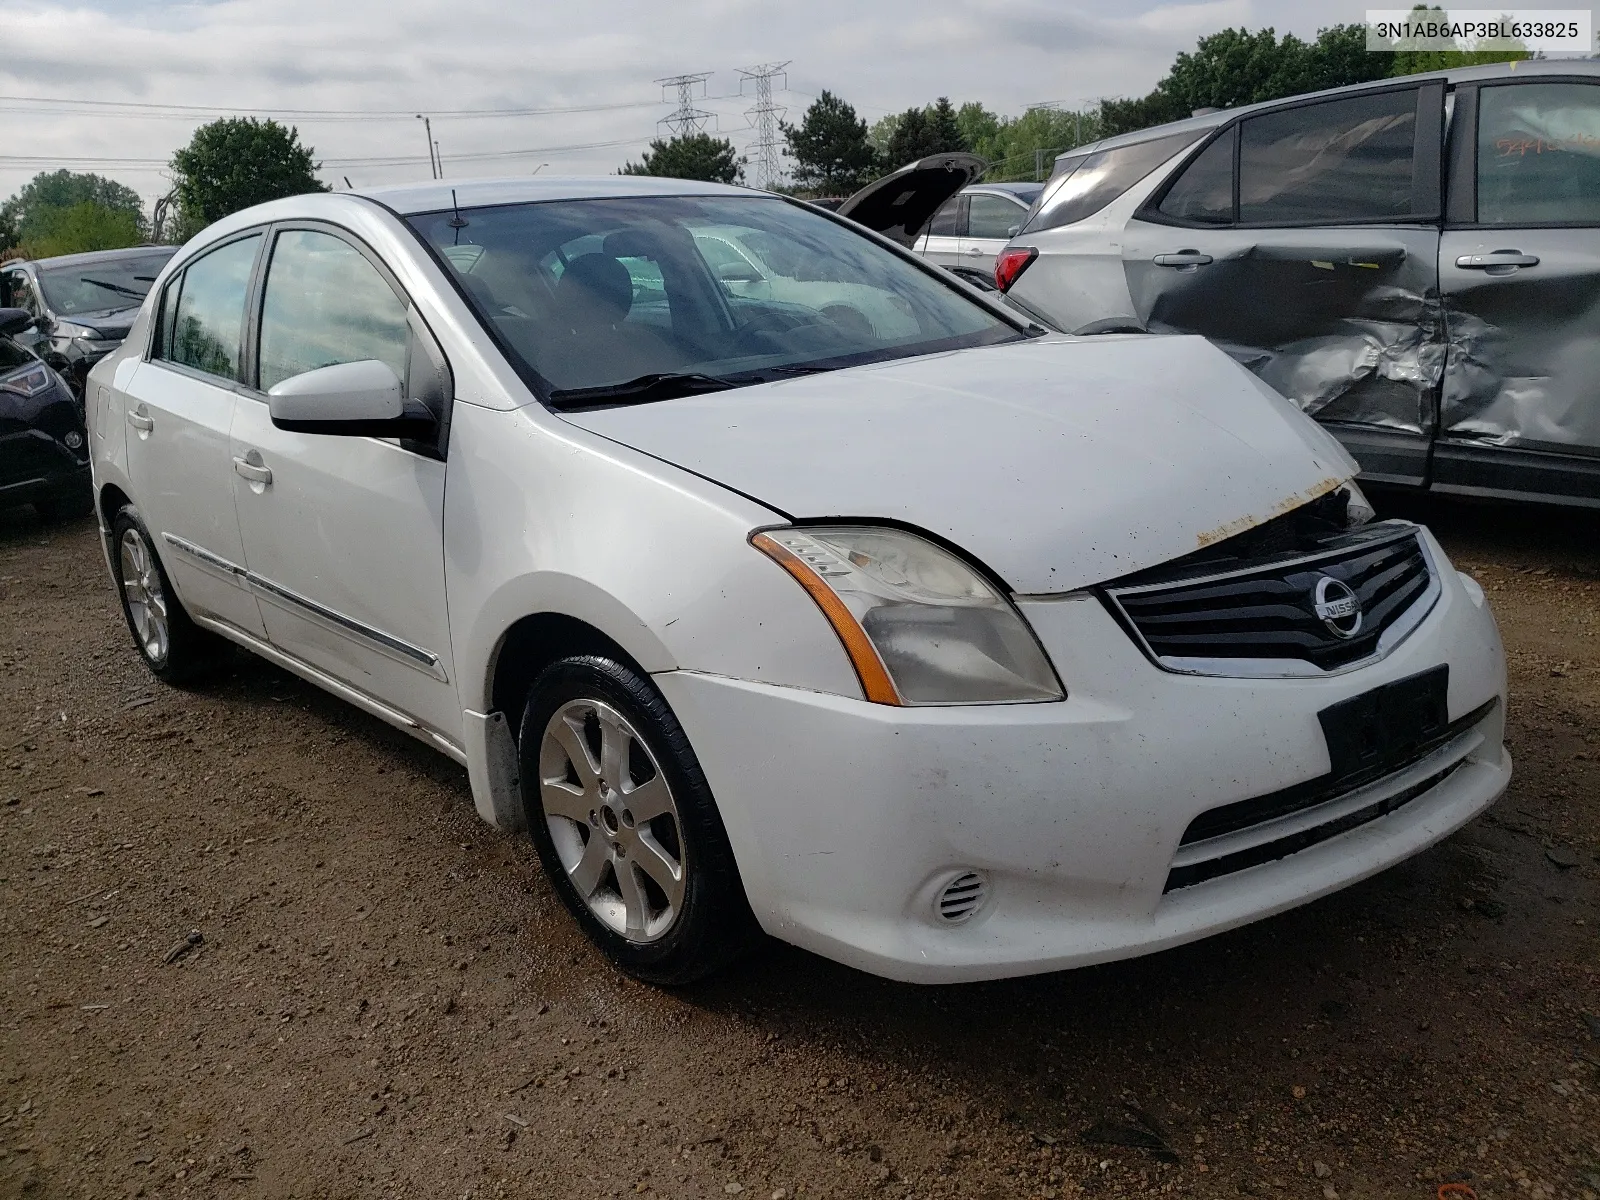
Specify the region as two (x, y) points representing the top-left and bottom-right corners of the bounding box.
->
(997, 61), (1600, 509)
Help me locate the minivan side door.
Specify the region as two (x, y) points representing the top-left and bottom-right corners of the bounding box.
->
(123, 232), (268, 638)
(1120, 83), (1446, 487)
(228, 224), (461, 745)
(1436, 78), (1600, 505)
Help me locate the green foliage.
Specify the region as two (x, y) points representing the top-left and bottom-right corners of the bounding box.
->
(1386, 5), (1530, 74)
(619, 133), (745, 184)
(1098, 24), (1393, 138)
(170, 118), (327, 231)
(1, 169), (146, 252)
(972, 107), (1100, 182)
(884, 97), (969, 166)
(781, 91), (878, 195)
(21, 201), (144, 258)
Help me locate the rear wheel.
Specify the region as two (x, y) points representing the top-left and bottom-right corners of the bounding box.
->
(519, 655), (757, 985)
(110, 507), (230, 684)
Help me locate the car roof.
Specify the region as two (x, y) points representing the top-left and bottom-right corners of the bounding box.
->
(354, 175), (754, 216)
(1057, 57), (1600, 164)
(967, 181), (1044, 200)
(23, 244), (177, 270)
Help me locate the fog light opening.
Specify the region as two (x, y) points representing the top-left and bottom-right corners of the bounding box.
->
(935, 871), (989, 925)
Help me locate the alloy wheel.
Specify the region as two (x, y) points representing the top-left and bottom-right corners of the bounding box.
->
(119, 528), (169, 666)
(537, 698), (686, 943)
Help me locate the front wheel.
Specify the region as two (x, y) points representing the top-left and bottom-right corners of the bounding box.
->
(519, 656), (757, 985)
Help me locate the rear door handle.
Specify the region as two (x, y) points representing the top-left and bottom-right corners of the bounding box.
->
(1455, 251), (1539, 269)
(964, 246), (986, 256)
(126, 408), (153, 433)
(233, 455), (272, 486)
(1153, 251), (1213, 267)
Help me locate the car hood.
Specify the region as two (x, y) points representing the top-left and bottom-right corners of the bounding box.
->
(835, 152), (986, 247)
(64, 307), (138, 337)
(560, 335), (1359, 594)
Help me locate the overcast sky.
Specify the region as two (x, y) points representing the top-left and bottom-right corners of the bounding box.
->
(3, 0), (1368, 209)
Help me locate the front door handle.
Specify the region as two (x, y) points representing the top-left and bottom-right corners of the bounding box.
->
(1153, 250), (1213, 268)
(1455, 251), (1540, 269)
(126, 408), (154, 433)
(233, 454), (272, 486)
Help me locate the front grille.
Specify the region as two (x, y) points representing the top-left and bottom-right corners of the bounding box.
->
(1164, 697), (1498, 892)
(1106, 525), (1434, 673)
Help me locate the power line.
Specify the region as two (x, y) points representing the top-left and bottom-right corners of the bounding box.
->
(655, 72), (715, 137)
(0, 94), (670, 123)
(737, 62), (790, 191)
(0, 135), (648, 171)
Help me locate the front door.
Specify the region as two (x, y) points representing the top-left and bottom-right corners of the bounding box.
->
(228, 226), (461, 743)
(122, 232), (266, 638)
(960, 191), (1030, 277)
(1121, 83), (1445, 486)
(0, 267), (47, 358)
(1437, 78), (1600, 504)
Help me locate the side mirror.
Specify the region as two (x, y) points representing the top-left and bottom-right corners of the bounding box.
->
(0, 308), (36, 337)
(267, 359), (436, 437)
(1006, 224), (1021, 238)
(716, 261), (763, 284)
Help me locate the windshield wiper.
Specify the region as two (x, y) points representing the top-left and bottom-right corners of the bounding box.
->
(547, 372), (739, 410)
(80, 278), (148, 300)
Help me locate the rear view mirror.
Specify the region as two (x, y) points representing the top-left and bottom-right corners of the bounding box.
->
(267, 359), (436, 437)
(0, 308), (36, 337)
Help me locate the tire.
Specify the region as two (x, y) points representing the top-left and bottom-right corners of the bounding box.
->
(518, 655), (759, 985)
(110, 506), (230, 684)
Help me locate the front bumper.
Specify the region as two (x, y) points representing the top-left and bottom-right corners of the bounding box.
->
(0, 429), (91, 510)
(657, 529), (1509, 983)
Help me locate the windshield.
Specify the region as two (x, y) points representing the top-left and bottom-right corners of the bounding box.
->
(37, 250), (176, 317)
(408, 194), (1024, 404)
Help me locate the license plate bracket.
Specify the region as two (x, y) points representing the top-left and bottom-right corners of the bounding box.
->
(1318, 664), (1450, 784)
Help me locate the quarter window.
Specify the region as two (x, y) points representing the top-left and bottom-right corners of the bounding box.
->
(258, 230), (409, 392)
(1238, 89), (1419, 225)
(1476, 82), (1600, 225)
(965, 193), (1026, 240)
(1023, 132), (1201, 234)
(1157, 130), (1235, 225)
(162, 234), (261, 381)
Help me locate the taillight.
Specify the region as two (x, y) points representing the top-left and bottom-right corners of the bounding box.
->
(994, 246), (1038, 292)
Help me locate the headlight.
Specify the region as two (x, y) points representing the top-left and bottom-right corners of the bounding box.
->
(1343, 480), (1375, 526)
(0, 364), (54, 399)
(752, 525), (1064, 705)
(54, 321), (105, 341)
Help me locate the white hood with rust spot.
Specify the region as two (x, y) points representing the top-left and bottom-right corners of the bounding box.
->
(560, 334), (1358, 594)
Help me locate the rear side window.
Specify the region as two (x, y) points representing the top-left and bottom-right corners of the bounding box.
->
(1238, 89), (1418, 225)
(926, 196), (963, 237)
(160, 235), (261, 382)
(258, 229), (409, 392)
(1476, 82), (1600, 225)
(1022, 132), (1200, 234)
(1157, 130), (1235, 225)
(966, 193), (1026, 239)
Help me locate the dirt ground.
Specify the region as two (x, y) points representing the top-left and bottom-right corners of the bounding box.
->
(1, 496), (1596, 1200)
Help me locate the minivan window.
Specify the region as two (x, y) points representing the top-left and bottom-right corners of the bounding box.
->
(1476, 82), (1600, 225)
(1157, 130), (1235, 225)
(1022, 132), (1201, 234)
(162, 235), (261, 381)
(1238, 89), (1418, 225)
(258, 230), (409, 392)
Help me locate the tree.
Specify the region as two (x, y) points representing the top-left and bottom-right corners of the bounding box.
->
(22, 202), (143, 258)
(885, 108), (937, 165)
(1386, 5), (1529, 74)
(955, 102), (1001, 153)
(781, 91), (877, 195)
(1, 169), (146, 250)
(619, 133), (744, 184)
(972, 107), (1093, 182)
(169, 118), (326, 232)
(926, 98), (969, 154)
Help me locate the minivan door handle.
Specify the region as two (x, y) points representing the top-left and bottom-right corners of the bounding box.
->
(1455, 251), (1540, 270)
(1153, 251), (1213, 268)
(126, 407), (154, 433)
(232, 453), (273, 486)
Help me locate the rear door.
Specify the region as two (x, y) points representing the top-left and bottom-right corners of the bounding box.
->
(122, 232), (267, 638)
(1120, 83), (1446, 486)
(915, 195), (966, 268)
(960, 191), (1032, 275)
(1436, 77), (1600, 504)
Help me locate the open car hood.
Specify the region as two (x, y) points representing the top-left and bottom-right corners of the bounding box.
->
(834, 153), (987, 247)
(559, 335), (1359, 594)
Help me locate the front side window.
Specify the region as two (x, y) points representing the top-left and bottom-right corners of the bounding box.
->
(37, 251), (175, 317)
(1239, 89), (1418, 225)
(1157, 130), (1235, 225)
(409, 195), (1022, 400)
(1476, 82), (1600, 225)
(1022, 132), (1201, 234)
(2, 270), (42, 317)
(966, 193), (1026, 240)
(258, 229), (409, 392)
(162, 235), (261, 381)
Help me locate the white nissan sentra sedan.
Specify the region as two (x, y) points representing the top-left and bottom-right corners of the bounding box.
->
(86, 177), (1510, 985)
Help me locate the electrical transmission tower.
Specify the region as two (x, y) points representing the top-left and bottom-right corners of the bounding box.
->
(656, 72), (716, 137)
(737, 61), (790, 190)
